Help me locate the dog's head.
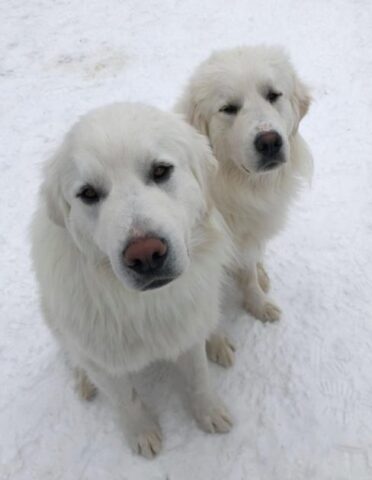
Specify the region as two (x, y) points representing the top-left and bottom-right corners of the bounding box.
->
(177, 46), (311, 176)
(41, 103), (216, 291)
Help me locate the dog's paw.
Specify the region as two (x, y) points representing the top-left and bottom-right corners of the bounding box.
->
(193, 398), (233, 434)
(196, 405), (233, 434)
(134, 429), (162, 459)
(126, 410), (162, 459)
(206, 334), (235, 368)
(257, 262), (270, 293)
(260, 301), (281, 322)
(74, 368), (97, 401)
(245, 298), (281, 323)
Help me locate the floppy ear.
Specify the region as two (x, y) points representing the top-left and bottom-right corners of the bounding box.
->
(189, 130), (218, 212)
(189, 100), (209, 137)
(176, 92), (209, 137)
(292, 75), (312, 129)
(41, 142), (70, 227)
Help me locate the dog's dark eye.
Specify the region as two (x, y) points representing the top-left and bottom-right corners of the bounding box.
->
(151, 163), (174, 183)
(219, 104), (240, 115)
(266, 90), (282, 104)
(77, 185), (100, 204)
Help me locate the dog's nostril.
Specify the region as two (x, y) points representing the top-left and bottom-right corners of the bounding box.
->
(152, 251), (162, 261)
(123, 237), (168, 274)
(130, 258), (142, 269)
(255, 131), (282, 157)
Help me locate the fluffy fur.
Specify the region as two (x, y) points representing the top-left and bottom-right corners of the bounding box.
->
(176, 46), (313, 322)
(31, 103), (233, 458)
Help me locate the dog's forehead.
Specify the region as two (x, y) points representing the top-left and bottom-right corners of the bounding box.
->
(201, 49), (292, 99)
(70, 107), (191, 175)
(220, 63), (274, 91)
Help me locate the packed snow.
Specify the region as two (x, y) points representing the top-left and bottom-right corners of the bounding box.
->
(1, 1), (371, 478)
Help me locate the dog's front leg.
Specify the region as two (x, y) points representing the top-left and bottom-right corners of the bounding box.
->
(82, 361), (162, 459)
(177, 342), (233, 433)
(256, 261), (271, 293)
(239, 261), (281, 322)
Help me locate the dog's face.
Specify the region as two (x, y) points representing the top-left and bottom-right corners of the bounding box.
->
(179, 46), (311, 175)
(42, 103), (215, 291)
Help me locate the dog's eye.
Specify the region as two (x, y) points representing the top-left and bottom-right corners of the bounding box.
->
(151, 163), (174, 184)
(77, 185), (100, 204)
(266, 90), (282, 104)
(219, 104), (240, 115)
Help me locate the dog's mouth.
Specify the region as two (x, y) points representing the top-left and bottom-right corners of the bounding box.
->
(241, 162), (282, 175)
(141, 277), (175, 291)
(256, 153), (286, 174)
(260, 160), (283, 172)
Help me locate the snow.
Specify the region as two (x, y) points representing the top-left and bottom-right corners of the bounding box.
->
(1, 0), (372, 478)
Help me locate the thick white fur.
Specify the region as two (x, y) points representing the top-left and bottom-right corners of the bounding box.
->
(31, 103), (232, 458)
(176, 46), (313, 322)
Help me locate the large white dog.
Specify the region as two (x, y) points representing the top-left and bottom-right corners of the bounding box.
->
(31, 103), (233, 458)
(176, 46), (313, 322)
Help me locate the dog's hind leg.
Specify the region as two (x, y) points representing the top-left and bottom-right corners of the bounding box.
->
(74, 367), (98, 401)
(206, 333), (235, 368)
(257, 262), (270, 293)
(239, 264), (281, 323)
(177, 342), (233, 434)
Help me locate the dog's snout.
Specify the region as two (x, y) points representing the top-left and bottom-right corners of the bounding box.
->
(254, 131), (283, 158)
(123, 237), (168, 275)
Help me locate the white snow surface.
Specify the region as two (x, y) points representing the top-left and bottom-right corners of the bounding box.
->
(1, 1), (372, 479)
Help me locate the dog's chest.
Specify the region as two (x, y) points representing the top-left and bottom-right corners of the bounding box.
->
(217, 180), (294, 244)
(67, 264), (220, 373)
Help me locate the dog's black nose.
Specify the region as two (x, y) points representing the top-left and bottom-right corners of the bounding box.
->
(123, 237), (168, 275)
(254, 131), (283, 158)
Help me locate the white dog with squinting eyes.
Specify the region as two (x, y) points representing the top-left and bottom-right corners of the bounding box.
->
(31, 103), (233, 459)
(176, 46), (313, 322)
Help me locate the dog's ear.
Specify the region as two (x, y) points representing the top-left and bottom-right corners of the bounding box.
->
(189, 101), (209, 137)
(189, 129), (218, 212)
(176, 93), (209, 137)
(292, 74), (312, 128)
(41, 142), (70, 227)
(176, 94), (215, 209)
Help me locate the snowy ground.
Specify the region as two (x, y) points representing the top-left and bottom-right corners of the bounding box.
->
(1, 1), (372, 478)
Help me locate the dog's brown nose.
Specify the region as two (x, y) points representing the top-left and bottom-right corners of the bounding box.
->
(123, 237), (168, 274)
(254, 131), (283, 158)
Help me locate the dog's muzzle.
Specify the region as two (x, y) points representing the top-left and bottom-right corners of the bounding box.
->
(254, 130), (285, 171)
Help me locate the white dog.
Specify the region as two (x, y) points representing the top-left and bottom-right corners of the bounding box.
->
(176, 46), (313, 322)
(31, 103), (233, 458)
